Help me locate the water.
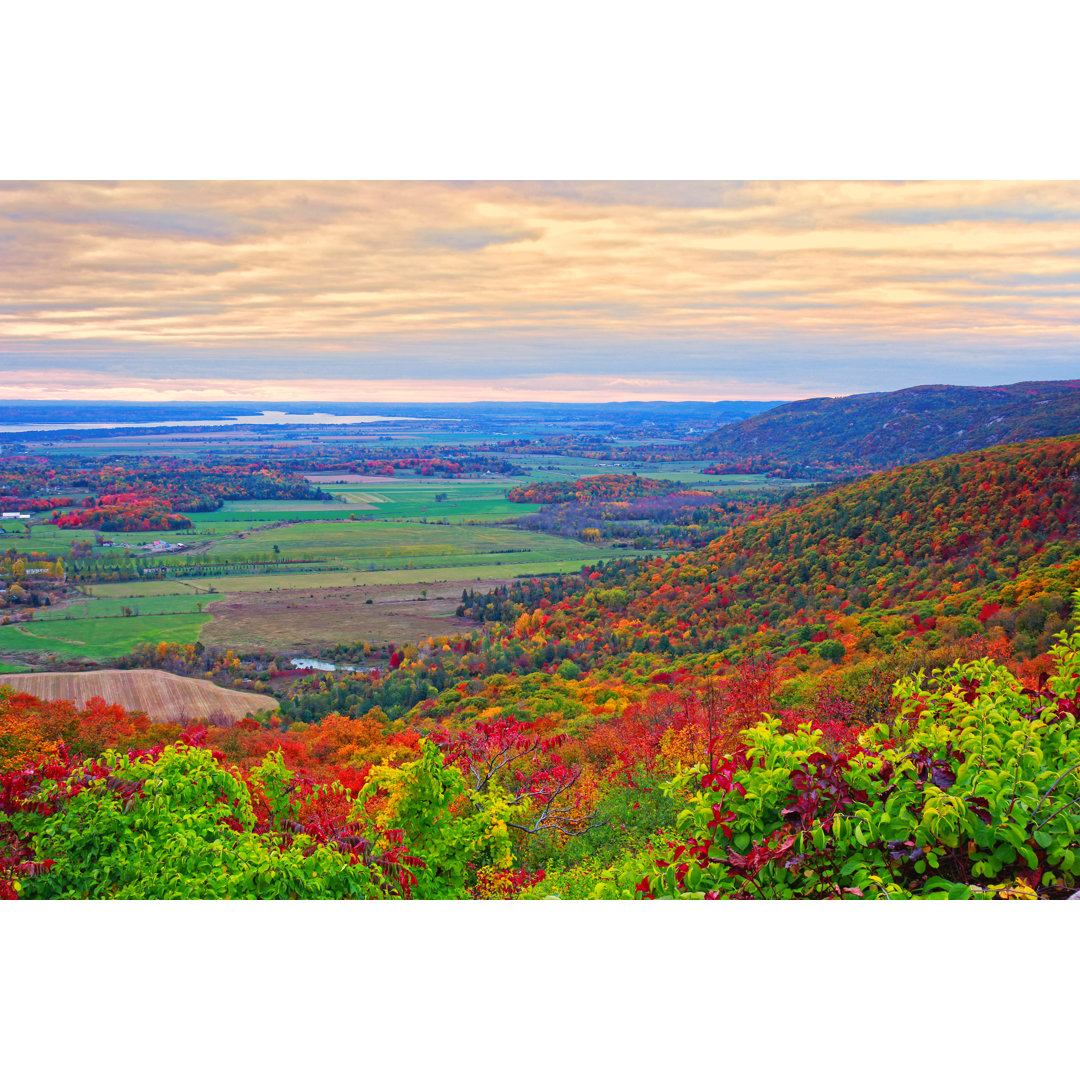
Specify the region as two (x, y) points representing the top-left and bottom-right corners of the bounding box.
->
(0, 410), (435, 434)
(291, 657), (374, 673)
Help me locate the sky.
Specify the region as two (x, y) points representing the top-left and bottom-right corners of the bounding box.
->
(1, 179), (1079, 403)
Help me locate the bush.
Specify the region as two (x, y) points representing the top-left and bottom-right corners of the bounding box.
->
(2, 744), (393, 899)
(596, 620), (1080, 900)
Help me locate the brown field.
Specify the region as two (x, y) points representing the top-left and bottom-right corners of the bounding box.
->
(198, 580), (505, 651)
(0, 669), (277, 723)
(303, 472), (417, 484)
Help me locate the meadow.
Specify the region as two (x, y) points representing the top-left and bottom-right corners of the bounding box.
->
(3, 479), (541, 562)
(0, 611), (210, 660)
(84, 559), (611, 597)
(198, 518), (630, 566)
(37, 593), (208, 620)
(199, 586), (477, 651)
(498, 454), (803, 491)
(310, 480), (541, 521)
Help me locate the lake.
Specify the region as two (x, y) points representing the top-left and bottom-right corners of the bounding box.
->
(0, 410), (437, 433)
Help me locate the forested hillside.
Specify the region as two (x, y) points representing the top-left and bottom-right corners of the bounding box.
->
(6, 436), (1080, 899)
(700, 379), (1080, 471)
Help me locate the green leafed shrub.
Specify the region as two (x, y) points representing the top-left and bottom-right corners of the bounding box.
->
(3, 743), (394, 899)
(597, 621), (1080, 900)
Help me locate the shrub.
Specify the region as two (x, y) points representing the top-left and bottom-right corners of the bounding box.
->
(597, 620), (1080, 900)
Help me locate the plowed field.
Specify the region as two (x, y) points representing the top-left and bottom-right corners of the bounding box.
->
(0, 669), (276, 723)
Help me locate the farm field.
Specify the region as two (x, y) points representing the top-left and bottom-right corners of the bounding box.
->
(37, 593), (207, 621)
(199, 519), (626, 564)
(87, 558), (620, 596)
(0, 668), (275, 722)
(4, 484), (539, 559)
(84, 579), (211, 598)
(500, 454), (799, 489)
(200, 583), (487, 651)
(1, 524), (99, 557)
(0, 450), (691, 667)
(316, 481), (539, 521)
(0, 610), (210, 660)
(2, 510), (643, 662)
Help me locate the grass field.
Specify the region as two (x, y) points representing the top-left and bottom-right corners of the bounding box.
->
(1, 524), (99, 557)
(500, 455), (790, 488)
(84, 580), (212, 598)
(85, 557), (631, 598)
(188, 519), (635, 572)
(0, 611), (210, 660)
(38, 593), (208, 621)
(185, 505), (360, 525)
(318, 481), (538, 521)
(0, 669), (276, 722)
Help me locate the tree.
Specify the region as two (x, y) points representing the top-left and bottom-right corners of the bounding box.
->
(359, 739), (513, 897)
(818, 639), (845, 663)
(438, 717), (597, 839)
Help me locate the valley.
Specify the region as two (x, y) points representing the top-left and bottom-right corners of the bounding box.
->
(5, 386), (1080, 901)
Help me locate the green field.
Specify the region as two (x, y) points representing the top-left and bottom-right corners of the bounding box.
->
(83, 580), (212, 598)
(1, 469), (684, 661)
(1, 481), (538, 564)
(498, 454), (797, 490)
(317, 481), (538, 522)
(186, 504), (360, 525)
(4, 511), (651, 660)
(84, 556), (636, 598)
(134, 520), (640, 581)
(0, 611), (210, 660)
(1, 524), (99, 557)
(37, 593), (208, 621)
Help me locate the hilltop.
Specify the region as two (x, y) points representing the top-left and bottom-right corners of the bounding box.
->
(699, 379), (1080, 471)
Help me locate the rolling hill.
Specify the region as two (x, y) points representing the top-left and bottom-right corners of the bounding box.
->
(699, 379), (1080, 470)
(447, 434), (1080, 685)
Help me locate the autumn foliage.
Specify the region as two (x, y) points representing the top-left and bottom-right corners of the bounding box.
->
(7, 436), (1080, 898)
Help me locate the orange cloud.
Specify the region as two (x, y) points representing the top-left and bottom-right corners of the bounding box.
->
(0, 369), (804, 403)
(1, 181), (1078, 397)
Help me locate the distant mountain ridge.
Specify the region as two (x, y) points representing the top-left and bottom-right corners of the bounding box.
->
(699, 379), (1080, 468)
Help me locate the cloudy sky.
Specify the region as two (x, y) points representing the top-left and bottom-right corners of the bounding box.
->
(1, 179), (1078, 402)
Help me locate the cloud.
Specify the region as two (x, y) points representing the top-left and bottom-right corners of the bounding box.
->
(1, 181), (1079, 399)
(419, 226), (543, 250)
(0, 204), (251, 242)
(863, 204), (1080, 226)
